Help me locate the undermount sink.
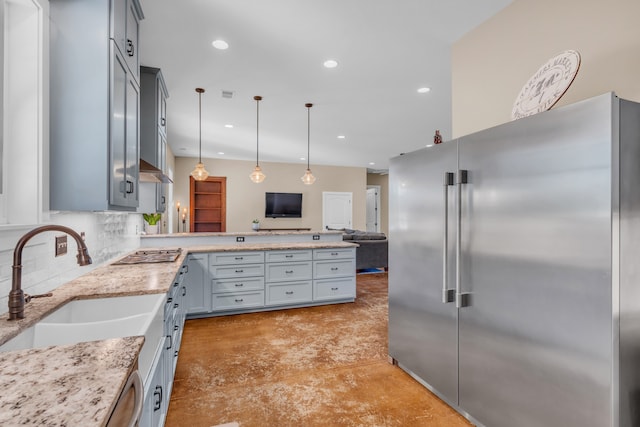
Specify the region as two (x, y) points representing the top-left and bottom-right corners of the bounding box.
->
(0, 294), (165, 382)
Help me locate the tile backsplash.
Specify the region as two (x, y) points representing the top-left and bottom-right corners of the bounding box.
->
(0, 212), (142, 315)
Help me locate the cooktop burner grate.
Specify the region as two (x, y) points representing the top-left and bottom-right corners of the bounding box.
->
(112, 248), (182, 265)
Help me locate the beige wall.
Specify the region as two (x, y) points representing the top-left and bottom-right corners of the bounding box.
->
(172, 156), (367, 233)
(452, 0), (640, 137)
(367, 173), (389, 236)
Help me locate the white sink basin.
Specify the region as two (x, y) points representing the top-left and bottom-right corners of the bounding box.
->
(0, 294), (166, 382)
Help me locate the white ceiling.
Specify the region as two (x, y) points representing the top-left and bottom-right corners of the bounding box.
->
(138, 0), (512, 172)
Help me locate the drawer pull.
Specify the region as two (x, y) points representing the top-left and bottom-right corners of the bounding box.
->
(235, 269), (244, 273)
(285, 270), (294, 274)
(331, 287), (339, 291)
(166, 297), (173, 304)
(331, 252), (339, 256)
(166, 335), (172, 350)
(235, 298), (244, 303)
(174, 303), (179, 309)
(182, 286), (187, 296)
(285, 255), (294, 258)
(175, 350), (179, 358)
(285, 291), (294, 295)
(174, 325), (179, 331)
(235, 283), (244, 287)
(331, 267), (339, 271)
(235, 257), (244, 260)
(153, 386), (163, 411)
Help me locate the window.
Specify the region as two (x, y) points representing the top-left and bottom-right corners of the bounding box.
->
(0, 0), (47, 225)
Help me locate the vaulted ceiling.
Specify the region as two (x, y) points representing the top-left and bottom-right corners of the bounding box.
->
(139, 0), (512, 171)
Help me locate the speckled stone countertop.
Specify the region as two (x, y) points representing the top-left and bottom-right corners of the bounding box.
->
(142, 230), (343, 239)
(0, 240), (356, 425)
(0, 336), (144, 426)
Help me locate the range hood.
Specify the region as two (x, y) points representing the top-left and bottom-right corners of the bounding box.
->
(139, 159), (173, 183)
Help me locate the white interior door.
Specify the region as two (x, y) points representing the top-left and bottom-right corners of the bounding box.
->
(366, 186), (380, 232)
(322, 192), (352, 230)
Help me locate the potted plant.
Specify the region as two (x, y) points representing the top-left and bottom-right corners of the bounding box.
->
(252, 218), (260, 231)
(143, 213), (162, 234)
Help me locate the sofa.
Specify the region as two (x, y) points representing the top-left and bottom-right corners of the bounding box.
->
(340, 229), (388, 271)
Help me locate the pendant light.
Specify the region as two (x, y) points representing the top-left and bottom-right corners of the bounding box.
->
(249, 95), (266, 183)
(301, 103), (316, 185)
(190, 88), (209, 181)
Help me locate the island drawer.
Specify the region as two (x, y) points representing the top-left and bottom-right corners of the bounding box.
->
(313, 277), (356, 301)
(313, 259), (355, 279)
(210, 251), (265, 265)
(212, 276), (265, 293)
(265, 250), (312, 263)
(212, 291), (265, 311)
(265, 261), (312, 282)
(313, 248), (355, 260)
(266, 281), (313, 306)
(210, 263), (264, 279)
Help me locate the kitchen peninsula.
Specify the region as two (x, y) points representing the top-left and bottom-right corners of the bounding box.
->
(0, 231), (357, 426)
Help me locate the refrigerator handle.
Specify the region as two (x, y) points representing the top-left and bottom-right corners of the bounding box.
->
(442, 172), (455, 303)
(456, 169), (470, 308)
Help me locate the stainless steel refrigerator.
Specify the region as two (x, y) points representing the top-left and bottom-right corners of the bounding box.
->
(389, 93), (640, 427)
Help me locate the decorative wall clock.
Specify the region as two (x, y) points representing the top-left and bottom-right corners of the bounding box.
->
(511, 50), (581, 120)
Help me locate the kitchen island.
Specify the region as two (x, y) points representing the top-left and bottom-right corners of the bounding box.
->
(0, 234), (357, 426)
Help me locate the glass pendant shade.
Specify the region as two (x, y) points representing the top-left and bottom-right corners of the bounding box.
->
(250, 165), (266, 183)
(301, 168), (316, 185)
(191, 162), (209, 181)
(192, 87), (209, 181)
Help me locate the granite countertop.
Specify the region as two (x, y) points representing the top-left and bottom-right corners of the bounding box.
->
(0, 240), (356, 425)
(0, 337), (144, 426)
(141, 230), (343, 239)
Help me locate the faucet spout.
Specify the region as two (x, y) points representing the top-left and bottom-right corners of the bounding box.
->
(8, 225), (92, 320)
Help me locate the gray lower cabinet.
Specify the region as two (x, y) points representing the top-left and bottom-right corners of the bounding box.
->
(184, 254), (210, 315)
(140, 262), (187, 427)
(184, 247), (356, 317)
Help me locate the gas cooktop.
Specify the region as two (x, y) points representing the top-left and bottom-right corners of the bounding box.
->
(112, 249), (182, 265)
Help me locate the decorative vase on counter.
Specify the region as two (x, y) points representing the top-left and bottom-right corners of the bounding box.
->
(145, 223), (160, 235)
(252, 220), (260, 231)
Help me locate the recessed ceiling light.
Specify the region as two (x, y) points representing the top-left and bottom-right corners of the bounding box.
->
(369, 162), (375, 166)
(323, 59), (338, 69)
(218, 152), (225, 155)
(426, 144), (434, 148)
(300, 157), (306, 161)
(212, 39), (229, 50)
(224, 124), (233, 128)
(337, 135), (346, 139)
(417, 87), (431, 93)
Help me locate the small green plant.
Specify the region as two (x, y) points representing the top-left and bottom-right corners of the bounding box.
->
(143, 213), (162, 225)
(252, 218), (260, 224)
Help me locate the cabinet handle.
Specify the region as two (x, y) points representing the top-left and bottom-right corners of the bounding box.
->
(161, 117), (166, 126)
(166, 297), (173, 304)
(182, 286), (186, 296)
(126, 39), (134, 57)
(235, 257), (244, 260)
(235, 283), (244, 287)
(174, 303), (179, 309)
(331, 287), (339, 291)
(183, 264), (189, 273)
(331, 267), (339, 271)
(126, 180), (134, 194)
(285, 270), (294, 274)
(161, 196), (166, 204)
(166, 335), (172, 350)
(174, 325), (179, 331)
(285, 291), (294, 295)
(285, 255), (293, 258)
(331, 252), (339, 256)
(235, 298), (244, 303)
(153, 386), (163, 411)
(175, 350), (179, 358)
(235, 269), (244, 273)
(442, 171), (455, 304)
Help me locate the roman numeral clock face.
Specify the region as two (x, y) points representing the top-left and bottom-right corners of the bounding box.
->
(512, 50), (581, 120)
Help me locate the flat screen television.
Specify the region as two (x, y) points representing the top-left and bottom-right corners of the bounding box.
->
(265, 192), (302, 218)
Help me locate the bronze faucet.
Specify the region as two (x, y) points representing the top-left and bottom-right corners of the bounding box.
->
(8, 225), (92, 320)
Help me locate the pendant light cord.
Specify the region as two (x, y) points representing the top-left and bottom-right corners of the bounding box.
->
(255, 96), (261, 166)
(198, 90), (203, 163)
(306, 103), (312, 169)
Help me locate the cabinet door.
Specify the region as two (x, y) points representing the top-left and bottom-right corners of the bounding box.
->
(124, 73), (140, 208)
(124, 0), (140, 80)
(158, 80), (167, 136)
(110, 46), (129, 207)
(155, 134), (167, 212)
(185, 254), (210, 314)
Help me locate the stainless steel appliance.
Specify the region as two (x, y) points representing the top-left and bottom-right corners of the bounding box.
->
(389, 93), (640, 427)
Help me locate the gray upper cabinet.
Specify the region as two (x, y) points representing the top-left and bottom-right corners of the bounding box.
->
(50, 0), (143, 211)
(139, 66), (169, 213)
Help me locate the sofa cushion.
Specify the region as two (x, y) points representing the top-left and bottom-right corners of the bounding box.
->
(351, 232), (386, 240)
